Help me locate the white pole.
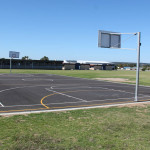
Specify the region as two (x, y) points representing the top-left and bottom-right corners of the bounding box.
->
(135, 32), (141, 102)
(10, 58), (12, 74)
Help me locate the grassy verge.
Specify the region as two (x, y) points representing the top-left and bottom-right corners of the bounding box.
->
(1, 105), (150, 149)
(0, 69), (150, 86)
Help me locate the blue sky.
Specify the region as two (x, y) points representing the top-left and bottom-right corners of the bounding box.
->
(0, 0), (150, 63)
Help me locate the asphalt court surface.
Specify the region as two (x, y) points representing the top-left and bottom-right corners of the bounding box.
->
(0, 73), (150, 114)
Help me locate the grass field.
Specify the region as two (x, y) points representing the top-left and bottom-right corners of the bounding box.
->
(0, 69), (150, 86)
(1, 69), (150, 149)
(1, 105), (150, 150)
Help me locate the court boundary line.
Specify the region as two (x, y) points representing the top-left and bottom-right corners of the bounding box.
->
(0, 102), (4, 107)
(0, 74), (34, 77)
(0, 85), (54, 93)
(1, 100), (150, 116)
(22, 79), (53, 81)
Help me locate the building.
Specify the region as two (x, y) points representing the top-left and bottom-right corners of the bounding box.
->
(63, 60), (115, 70)
(0, 59), (116, 70)
(62, 60), (76, 70)
(0, 59), (63, 70)
(77, 60), (115, 70)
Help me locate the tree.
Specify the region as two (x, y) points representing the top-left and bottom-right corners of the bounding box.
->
(22, 56), (30, 60)
(117, 64), (123, 68)
(40, 56), (49, 61)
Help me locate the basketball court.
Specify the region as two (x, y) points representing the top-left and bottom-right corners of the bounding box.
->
(0, 73), (150, 115)
(0, 30), (145, 115)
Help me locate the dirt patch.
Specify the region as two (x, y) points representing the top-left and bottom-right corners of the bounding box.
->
(95, 78), (135, 83)
(118, 102), (149, 108)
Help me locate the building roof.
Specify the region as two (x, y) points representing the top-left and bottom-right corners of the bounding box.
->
(77, 60), (114, 65)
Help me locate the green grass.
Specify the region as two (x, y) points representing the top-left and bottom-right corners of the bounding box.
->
(1, 106), (150, 150)
(0, 69), (150, 86)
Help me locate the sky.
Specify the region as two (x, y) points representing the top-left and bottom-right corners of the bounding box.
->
(0, 0), (150, 63)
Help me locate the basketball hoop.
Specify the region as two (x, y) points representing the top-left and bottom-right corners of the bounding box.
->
(9, 51), (20, 73)
(98, 30), (141, 102)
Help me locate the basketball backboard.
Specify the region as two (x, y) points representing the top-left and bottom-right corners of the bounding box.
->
(98, 30), (121, 48)
(9, 51), (20, 58)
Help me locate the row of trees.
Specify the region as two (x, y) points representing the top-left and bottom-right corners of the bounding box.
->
(117, 63), (136, 68)
(21, 56), (49, 61)
(141, 65), (150, 71)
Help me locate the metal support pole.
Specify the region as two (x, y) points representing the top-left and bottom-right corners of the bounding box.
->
(135, 32), (141, 102)
(10, 58), (12, 74)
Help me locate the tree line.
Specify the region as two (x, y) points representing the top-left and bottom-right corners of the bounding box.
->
(21, 56), (49, 61)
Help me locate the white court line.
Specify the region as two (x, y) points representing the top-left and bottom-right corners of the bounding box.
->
(45, 88), (87, 102)
(89, 86), (148, 96)
(0, 102), (4, 107)
(2, 101), (150, 116)
(0, 74), (34, 77)
(50, 86), (92, 90)
(0, 86), (35, 93)
(2, 103), (43, 108)
(51, 86), (135, 95)
(0, 85), (51, 93)
(22, 79), (53, 81)
(0, 79), (23, 80)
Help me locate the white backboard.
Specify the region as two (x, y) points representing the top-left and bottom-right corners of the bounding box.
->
(98, 30), (121, 48)
(9, 51), (20, 58)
